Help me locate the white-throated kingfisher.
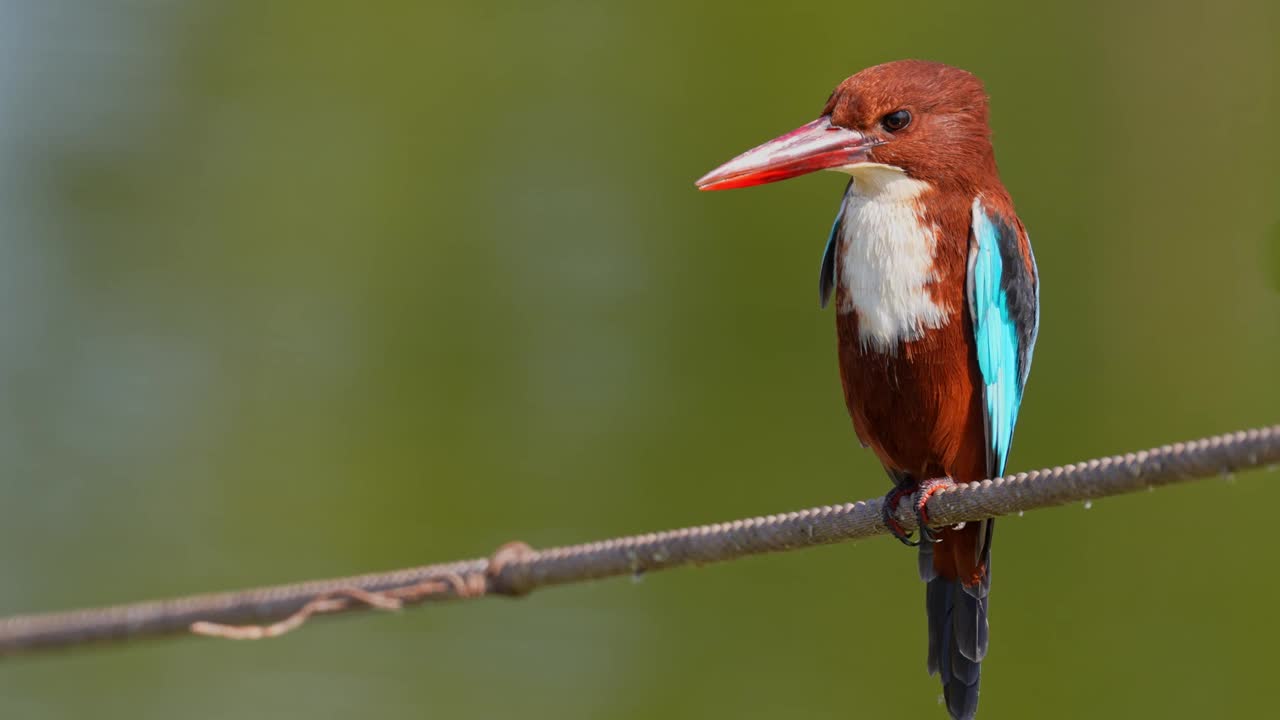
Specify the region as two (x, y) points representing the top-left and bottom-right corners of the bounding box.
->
(696, 60), (1039, 720)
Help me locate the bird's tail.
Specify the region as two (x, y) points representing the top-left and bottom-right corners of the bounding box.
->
(919, 520), (992, 720)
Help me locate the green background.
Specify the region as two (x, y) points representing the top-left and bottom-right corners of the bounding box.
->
(1, 1), (1277, 718)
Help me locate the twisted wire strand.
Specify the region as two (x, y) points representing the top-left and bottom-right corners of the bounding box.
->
(1, 424), (1276, 656)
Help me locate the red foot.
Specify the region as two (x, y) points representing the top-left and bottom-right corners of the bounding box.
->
(914, 477), (957, 543)
(881, 483), (920, 546)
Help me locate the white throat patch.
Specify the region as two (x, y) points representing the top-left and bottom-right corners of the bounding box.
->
(836, 164), (950, 352)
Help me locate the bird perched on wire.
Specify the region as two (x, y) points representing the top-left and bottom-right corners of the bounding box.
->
(697, 60), (1039, 719)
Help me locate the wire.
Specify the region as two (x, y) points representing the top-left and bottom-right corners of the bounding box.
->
(1, 424), (1275, 657)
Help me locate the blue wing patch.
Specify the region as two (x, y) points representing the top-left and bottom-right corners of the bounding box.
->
(968, 199), (1039, 478)
(819, 180), (853, 309)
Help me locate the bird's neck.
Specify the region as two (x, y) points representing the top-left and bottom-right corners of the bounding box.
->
(836, 165), (955, 354)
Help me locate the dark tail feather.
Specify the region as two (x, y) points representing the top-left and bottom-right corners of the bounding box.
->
(926, 577), (987, 719)
(922, 536), (991, 720)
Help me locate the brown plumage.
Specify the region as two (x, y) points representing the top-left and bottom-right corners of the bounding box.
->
(698, 60), (1040, 720)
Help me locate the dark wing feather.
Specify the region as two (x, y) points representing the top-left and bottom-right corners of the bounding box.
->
(819, 180), (853, 308)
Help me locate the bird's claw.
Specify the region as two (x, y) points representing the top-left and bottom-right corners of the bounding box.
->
(914, 476), (956, 543)
(881, 483), (920, 546)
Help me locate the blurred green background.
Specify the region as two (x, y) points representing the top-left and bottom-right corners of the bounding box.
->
(1, 1), (1277, 718)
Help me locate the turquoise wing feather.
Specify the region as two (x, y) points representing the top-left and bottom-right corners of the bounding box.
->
(968, 199), (1039, 478)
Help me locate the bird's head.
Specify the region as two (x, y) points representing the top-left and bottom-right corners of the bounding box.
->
(697, 60), (997, 193)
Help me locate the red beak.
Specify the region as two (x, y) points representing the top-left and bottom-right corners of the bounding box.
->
(695, 116), (880, 191)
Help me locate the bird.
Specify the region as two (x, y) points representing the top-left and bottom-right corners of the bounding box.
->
(696, 60), (1039, 719)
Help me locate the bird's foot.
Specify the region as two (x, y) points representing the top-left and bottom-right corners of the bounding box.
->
(881, 482), (920, 546)
(913, 476), (957, 543)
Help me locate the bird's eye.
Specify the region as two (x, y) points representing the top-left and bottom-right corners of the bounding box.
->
(881, 110), (912, 132)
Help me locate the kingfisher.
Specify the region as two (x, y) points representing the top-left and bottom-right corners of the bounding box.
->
(696, 60), (1039, 719)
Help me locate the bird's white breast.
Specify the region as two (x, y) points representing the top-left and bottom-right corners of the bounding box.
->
(837, 164), (951, 352)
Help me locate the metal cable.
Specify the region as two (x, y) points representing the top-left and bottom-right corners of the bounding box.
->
(1, 424), (1276, 657)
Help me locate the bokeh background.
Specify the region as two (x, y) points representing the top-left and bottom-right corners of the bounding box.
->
(1, 1), (1277, 718)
